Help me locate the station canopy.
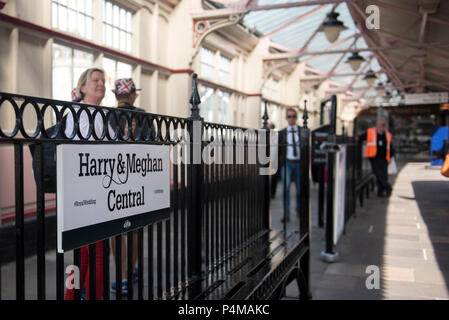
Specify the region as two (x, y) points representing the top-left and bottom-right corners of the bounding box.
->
(203, 0), (449, 106)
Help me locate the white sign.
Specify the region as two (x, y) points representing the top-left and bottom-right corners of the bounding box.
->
(333, 145), (346, 245)
(404, 92), (448, 105)
(57, 144), (170, 253)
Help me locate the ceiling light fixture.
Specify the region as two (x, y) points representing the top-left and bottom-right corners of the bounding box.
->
(375, 82), (385, 96)
(346, 51), (365, 71)
(320, 9), (348, 43)
(363, 69), (377, 86)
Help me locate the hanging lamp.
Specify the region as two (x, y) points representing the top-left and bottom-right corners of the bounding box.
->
(363, 69), (377, 86)
(320, 10), (348, 43)
(346, 51), (365, 71)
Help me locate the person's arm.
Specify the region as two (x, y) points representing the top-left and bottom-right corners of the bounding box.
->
(390, 141), (395, 158)
(278, 129), (286, 166)
(358, 132), (367, 142)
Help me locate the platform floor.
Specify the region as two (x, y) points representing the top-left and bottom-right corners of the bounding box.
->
(273, 161), (449, 300)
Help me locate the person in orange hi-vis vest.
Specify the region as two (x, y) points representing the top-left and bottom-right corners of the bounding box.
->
(358, 117), (395, 197)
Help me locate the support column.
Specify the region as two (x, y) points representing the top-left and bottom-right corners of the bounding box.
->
(246, 96), (263, 129)
(9, 28), (18, 94)
(133, 6), (141, 58)
(214, 50), (220, 83)
(43, 39), (54, 99)
(93, 0), (103, 44)
(151, 4), (159, 62)
(5, 28), (19, 132)
(151, 70), (159, 114)
(133, 65), (142, 107)
(41, 0), (52, 28)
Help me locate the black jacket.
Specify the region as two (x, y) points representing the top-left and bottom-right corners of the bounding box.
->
(111, 104), (153, 139)
(278, 124), (301, 166)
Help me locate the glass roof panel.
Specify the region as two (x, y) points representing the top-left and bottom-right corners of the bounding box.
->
(211, 0), (387, 94)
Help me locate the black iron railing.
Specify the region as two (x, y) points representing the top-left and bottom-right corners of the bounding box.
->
(0, 74), (310, 300)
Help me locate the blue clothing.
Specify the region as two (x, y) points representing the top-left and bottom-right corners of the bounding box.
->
(281, 161), (300, 217)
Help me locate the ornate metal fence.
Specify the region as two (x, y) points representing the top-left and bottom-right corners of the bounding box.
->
(0, 74), (310, 300)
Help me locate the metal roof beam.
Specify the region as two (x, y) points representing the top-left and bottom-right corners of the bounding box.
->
(294, 3), (339, 54)
(389, 18), (421, 45)
(347, 1), (403, 88)
(264, 41), (449, 60)
(315, 53), (349, 88)
(419, 13), (428, 45)
(356, 85), (373, 100)
(263, 33), (356, 61)
(332, 70), (383, 78)
(325, 81), (439, 93)
(381, 31), (449, 62)
(425, 82), (449, 91)
(193, 0), (348, 17)
(427, 48), (449, 62)
(302, 33), (358, 62)
(264, 4), (327, 38)
(345, 55), (374, 93)
(266, 39), (297, 54)
(253, 0), (347, 12)
(371, 0), (449, 27)
(397, 54), (421, 71)
(303, 67), (381, 79)
(322, 36), (360, 80)
(388, 55), (449, 81)
(425, 67), (449, 81)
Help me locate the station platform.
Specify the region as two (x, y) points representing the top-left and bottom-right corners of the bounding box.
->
(272, 160), (449, 300)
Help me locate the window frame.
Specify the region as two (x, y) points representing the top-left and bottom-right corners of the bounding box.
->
(102, 55), (134, 107)
(217, 90), (230, 124)
(218, 55), (232, 85)
(51, 42), (95, 101)
(199, 85), (215, 122)
(102, 0), (134, 53)
(200, 47), (216, 81)
(51, 0), (94, 40)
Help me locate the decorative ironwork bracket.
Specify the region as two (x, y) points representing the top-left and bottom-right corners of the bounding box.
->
(262, 57), (299, 79)
(191, 12), (246, 64)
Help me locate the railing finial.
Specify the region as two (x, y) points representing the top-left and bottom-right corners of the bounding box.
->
(189, 73), (201, 120)
(262, 100), (269, 129)
(303, 99), (309, 128)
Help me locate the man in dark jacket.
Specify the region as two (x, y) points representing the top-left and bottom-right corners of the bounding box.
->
(110, 78), (145, 295)
(111, 78), (152, 139)
(278, 108), (301, 222)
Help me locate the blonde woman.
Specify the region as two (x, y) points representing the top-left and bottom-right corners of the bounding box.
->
(64, 68), (108, 300)
(65, 68), (108, 139)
